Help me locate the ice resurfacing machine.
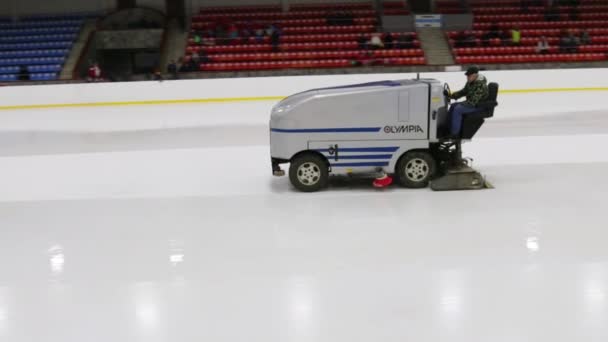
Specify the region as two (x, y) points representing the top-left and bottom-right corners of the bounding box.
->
(269, 79), (499, 192)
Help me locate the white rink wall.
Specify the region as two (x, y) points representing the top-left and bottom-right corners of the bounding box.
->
(0, 68), (607, 132)
(1, 68), (607, 105)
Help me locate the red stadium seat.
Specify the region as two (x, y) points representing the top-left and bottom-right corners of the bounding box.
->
(194, 9), (377, 21)
(187, 2), (427, 72)
(455, 53), (605, 64)
(474, 20), (607, 30)
(449, 0), (608, 66)
(191, 17), (378, 29)
(203, 49), (424, 62)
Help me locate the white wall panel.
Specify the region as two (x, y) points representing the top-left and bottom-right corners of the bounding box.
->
(0, 68), (606, 132)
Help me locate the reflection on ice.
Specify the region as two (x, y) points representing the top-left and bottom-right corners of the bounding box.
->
(287, 276), (318, 340)
(48, 245), (65, 275)
(526, 236), (540, 252)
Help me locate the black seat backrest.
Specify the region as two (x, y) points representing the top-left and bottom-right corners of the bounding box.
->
(475, 82), (499, 118)
(486, 82), (499, 117)
(460, 82), (499, 139)
(488, 82), (498, 102)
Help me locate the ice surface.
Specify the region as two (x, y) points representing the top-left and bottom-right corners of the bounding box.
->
(0, 94), (607, 342)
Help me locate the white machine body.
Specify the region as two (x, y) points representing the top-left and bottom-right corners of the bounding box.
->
(269, 79), (448, 175)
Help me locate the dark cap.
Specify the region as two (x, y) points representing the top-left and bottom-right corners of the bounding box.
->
(465, 66), (480, 75)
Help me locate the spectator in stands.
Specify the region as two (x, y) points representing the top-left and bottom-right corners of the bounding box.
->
(464, 31), (477, 47)
(87, 62), (102, 82)
(227, 23), (239, 44)
(351, 50), (376, 67)
(199, 50), (210, 64)
(384, 32), (395, 49)
(205, 23), (216, 38)
(559, 30), (569, 52)
(167, 60), (177, 79)
(454, 31), (467, 48)
(254, 23), (265, 43)
(397, 34), (414, 49)
(241, 27), (252, 44)
(560, 30), (579, 53)
(481, 23), (500, 46)
(202, 36), (216, 46)
(179, 57), (191, 72)
(266, 24), (278, 37)
(569, 31), (580, 52)
(511, 27), (521, 46)
(544, 4), (560, 22)
(153, 69), (163, 82)
(489, 23), (500, 38)
(187, 59), (199, 72)
(536, 36), (550, 54)
(358, 34), (368, 50)
(271, 29), (281, 52)
(581, 29), (591, 45)
(369, 32), (384, 49)
(181, 54), (203, 72)
(481, 33), (491, 47)
(454, 31), (477, 48)
(18, 65), (29, 81)
(215, 24), (227, 44)
(350, 51), (366, 67)
(191, 51), (200, 65)
(456, 31), (473, 47)
(193, 32), (202, 45)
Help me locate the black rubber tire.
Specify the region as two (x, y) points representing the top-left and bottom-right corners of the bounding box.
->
(395, 151), (436, 188)
(289, 153), (329, 192)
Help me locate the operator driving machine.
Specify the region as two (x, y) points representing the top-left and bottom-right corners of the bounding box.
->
(269, 79), (499, 192)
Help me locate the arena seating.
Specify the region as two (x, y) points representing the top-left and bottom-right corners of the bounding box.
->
(449, 0), (608, 64)
(186, 2), (425, 72)
(0, 15), (90, 81)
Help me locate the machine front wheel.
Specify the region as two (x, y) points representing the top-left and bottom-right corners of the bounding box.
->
(289, 153), (329, 192)
(395, 151), (436, 188)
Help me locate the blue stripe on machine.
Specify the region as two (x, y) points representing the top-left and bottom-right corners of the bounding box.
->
(316, 147), (399, 153)
(325, 154), (393, 160)
(331, 162), (389, 167)
(271, 127), (381, 133)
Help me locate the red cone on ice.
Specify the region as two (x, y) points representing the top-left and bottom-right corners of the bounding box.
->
(373, 175), (393, 188)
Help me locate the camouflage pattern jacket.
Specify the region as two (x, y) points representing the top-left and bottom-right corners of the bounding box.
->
(451, 74), (489, 106)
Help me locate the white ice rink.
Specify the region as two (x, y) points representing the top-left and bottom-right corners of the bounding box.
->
(0, 74), (607, 342)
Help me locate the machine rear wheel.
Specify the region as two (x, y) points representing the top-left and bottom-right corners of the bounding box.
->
(289, 153), (329, 192)
(396, 151), (436, 188)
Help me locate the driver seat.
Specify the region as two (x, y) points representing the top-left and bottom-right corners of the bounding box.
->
(460, 82), (499, 140)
